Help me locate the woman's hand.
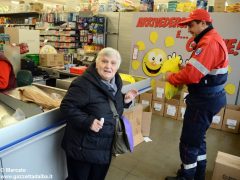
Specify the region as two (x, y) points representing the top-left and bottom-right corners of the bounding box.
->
(124, 89), (138, 104)
(90, 119), (103, 132)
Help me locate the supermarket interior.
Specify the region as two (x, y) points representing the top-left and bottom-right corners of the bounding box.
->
(0, 0), (240, 180)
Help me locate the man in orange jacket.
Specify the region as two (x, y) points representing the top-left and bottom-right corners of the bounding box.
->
(165, 9), (228, 180)
(0, 53), (16, 91)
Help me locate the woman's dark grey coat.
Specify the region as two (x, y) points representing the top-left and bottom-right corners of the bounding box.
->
(60, 62), (125, 164)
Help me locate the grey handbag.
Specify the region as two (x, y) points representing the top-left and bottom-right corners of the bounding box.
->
(108, 99), (131, 156)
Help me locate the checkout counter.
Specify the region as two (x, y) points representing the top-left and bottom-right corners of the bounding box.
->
(36, 53), (96, 88)
(0, 84), (67, 180)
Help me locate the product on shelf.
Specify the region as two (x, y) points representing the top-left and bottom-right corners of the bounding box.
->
(77, 16), (106, 52)
(176, 2), (196, 12)
(38, 19), (79, 53)
(0, 33), (9, 52)
(196, 0), (208, 10)
(168, 1), (178, 12)
(226, 3), (240, 12)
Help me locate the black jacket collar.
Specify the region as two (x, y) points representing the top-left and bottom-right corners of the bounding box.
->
(194, 25), (214, 45)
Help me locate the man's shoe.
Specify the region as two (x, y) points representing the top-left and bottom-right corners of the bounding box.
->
(165, 176), (186, 180)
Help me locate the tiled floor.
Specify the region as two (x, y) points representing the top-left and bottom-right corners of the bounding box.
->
(106, 115), (240, 180)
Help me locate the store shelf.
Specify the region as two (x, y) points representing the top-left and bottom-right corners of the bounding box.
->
(40, 45), (77, 49)
(37, 20), (79, 53)
(36, 28), (76, 31)
(0, 11), (40, 16)
(0, 12), (40, 26)
(0, 24), (35, 26)
(55, 47), (77, 49)
(40, 34), (77, 37)
(77, 16), (107, 49)
(40, 40), (76, 43)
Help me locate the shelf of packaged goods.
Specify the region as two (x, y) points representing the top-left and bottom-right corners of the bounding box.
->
(40, 45), (77, 49)
(40, 34), (78, 37)
(40, 40), (76, 43)
(0, 12), (39, 15)
(55, 47), (77, 49)
(0, 12), (40, 19)
(36, 28), (77, 31)
(0, 24), (35, 26)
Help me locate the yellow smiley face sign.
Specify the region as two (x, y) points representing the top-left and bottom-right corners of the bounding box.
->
(142, 48), (167, 77)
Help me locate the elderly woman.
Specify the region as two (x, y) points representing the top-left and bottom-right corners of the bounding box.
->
(60, 47), (137, 180)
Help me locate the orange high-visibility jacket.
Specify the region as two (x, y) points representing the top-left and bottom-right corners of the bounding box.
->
(169, 29), (228, 92)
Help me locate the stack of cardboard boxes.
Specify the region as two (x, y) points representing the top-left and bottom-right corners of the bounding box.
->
(152, 81), (165, 116)
(164, 94), (180, 120)
(152, 80), (181, 120)
(136, 80), (240, 134)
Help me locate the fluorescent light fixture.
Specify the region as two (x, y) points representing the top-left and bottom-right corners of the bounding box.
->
(11, 0), (19, 4)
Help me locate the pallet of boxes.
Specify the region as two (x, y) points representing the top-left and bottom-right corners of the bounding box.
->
(209, 103), (240, 133)
(152, 80), (182, 121)
(152, 80), (165, 117)
(151, 79), (230, 131)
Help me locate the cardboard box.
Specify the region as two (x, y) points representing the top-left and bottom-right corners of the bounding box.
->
(214, 1), (226, 12)
(177, 105), (186, 121)
(164, 103), (179, 120)
(214, 6), (226, 12)
(165, 94), (180, 106)
(180, 89), (188, 106)
(123, 104), (144, 146)
(152, 100), (164, 116)
(153, 80), (165, 102)
(30, 2), (43, 12)
(141, 105), (152, 137)
(212, 151), (240, 180)
(139, 92), (152, 107)
(135, 95), (139, 103)
(54, 54), (64, 66)
(40, 54), (64, 67)
(222, 105), (240, 133)
(40, 54), (54, 67)
(210, 108), (225, 130)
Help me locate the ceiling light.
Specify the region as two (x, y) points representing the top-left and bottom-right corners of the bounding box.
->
(11, 0), (19, 4)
